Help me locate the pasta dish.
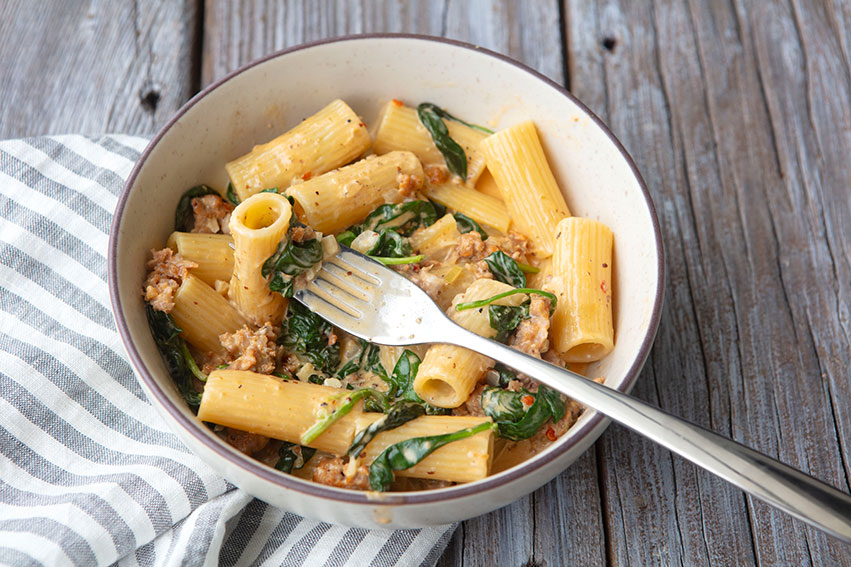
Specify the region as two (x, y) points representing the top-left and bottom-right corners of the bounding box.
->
(142, 99), (614, 492)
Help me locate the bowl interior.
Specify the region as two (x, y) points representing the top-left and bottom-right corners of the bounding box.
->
(112, 36), (662, 504)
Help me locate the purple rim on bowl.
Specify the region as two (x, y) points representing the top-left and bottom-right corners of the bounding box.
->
(109, 33), (666, 506)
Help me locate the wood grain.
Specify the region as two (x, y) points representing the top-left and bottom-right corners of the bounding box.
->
(0, 0), (199, 138)
(567, 0), (851, 564)
(201, 0), (564, 86)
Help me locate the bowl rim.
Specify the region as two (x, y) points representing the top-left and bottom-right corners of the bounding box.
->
(109, 33), (666, 506)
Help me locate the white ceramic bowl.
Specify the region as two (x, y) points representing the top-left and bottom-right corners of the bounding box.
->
(109, 34), (664, 529)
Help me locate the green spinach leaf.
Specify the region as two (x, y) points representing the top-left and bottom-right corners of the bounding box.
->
(226, 182), (240, 206)
(262, 234), (324, 297)
(492, 363), (518, 388)
(481, 385), (566, 441)
(484, 251), (527, 288)
(385, 349), (421, 400)
(453, 212), (488, 240)
(368, 421), (495, 491)
(488, 303), (530, 342)
(455, 287), (557, 313)
(417, 104), (468, 179)
(175, 185), (220, 232)
(275, 442), (317, 473)
(347, 401), (426, 459)
(416, 103), (494, 134)
(362, 201), (440, 236)
(279, 302), (340, 373)
(145, 305), (205, 409)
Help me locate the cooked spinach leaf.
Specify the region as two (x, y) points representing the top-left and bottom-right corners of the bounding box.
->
(368, 421), (495, 491)
(385, 349), (421, 400)
(481, 385), (566, 441)
(417, 104), (468, 179)
(489, 303), (531, 342)
(336, 339), (386, 380)
(492, 363), (517, 388)
(348, 401), (426, 459)
(455, 287), (557, 313)
(453, 212), (488, 240)
(262, 234), (323, 297)
(416, 103), (495, 135)
(225, 182), (240, 206)
(368, 230), (412, 258)
(279, 302), (340, 373)
(146, 304), (205, 409)
(275, 442), (316, 473)
(484, 251), (526, 288)
(175, 185), (220, 232)
(362, 201), (440, 236)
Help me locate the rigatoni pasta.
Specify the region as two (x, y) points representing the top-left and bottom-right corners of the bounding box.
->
(226, 99), (371, 200)
(548, 217), (614, 362)
(228, 192), (292, 325)
(480, 120), (571, 257)
(287, 151), (424, 233)
(171, 274), (248, 354)
(166, 232), (234, 286)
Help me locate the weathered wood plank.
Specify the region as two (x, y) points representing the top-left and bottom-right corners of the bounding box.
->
(568, 0), (851, 564)
(0, 0), (199, 138)
(201, 0), (564, 86)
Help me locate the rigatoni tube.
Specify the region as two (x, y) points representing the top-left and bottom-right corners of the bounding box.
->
(166, 232), (234, 286)
(287, 151), (424, 234)
(353, 414), (494, 483)
(414, 279), (526, 408)
(228, 192), (292, 326)
(424, 181), (511, 233)
(225, 99), (371, 200)
(198, 370), (363, 455)
(480, 121), (570, 258)
(171, 274), (248, 354)
(548, 217), (614, 362)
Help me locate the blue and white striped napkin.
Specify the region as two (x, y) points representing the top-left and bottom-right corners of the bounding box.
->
(0, 135), (455, 566)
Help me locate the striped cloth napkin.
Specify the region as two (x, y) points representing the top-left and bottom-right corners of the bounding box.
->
(0, 135), (456, 566)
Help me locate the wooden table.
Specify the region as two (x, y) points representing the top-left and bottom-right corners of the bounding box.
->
(3, 1), (849, 565)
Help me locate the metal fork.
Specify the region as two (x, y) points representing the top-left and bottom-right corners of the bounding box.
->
(293, 246), (851, 542)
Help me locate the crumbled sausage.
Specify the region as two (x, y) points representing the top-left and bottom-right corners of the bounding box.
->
(312, 456), (371, 490)
(142, 248), (197, 312)
(509, 295), (551, 357)
(290, 225), (316, 243)
(191, 194), (234, 234)
(497, 231), (532, 262)
(219, 323), (280, 374)
(424, 164), (450, 185)
(224, 428), (270, 455)
(453, 383), (486, 417)
(397, 173), (423, 197)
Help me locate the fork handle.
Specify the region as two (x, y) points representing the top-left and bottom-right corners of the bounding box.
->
(446, 326), (851, 542)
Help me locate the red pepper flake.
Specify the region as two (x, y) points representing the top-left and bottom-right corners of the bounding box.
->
(546, 427), (557, 442)
(600, 280), (608, 293)
(602, 263), (608, 268)
(391, 99), (403, 107)
(302, 171), (312, 181)
(358, 122), (366, 128)
(521, 395), (535, 406)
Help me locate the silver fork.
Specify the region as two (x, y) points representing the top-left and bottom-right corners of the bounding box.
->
(294, 246), (851, 542)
